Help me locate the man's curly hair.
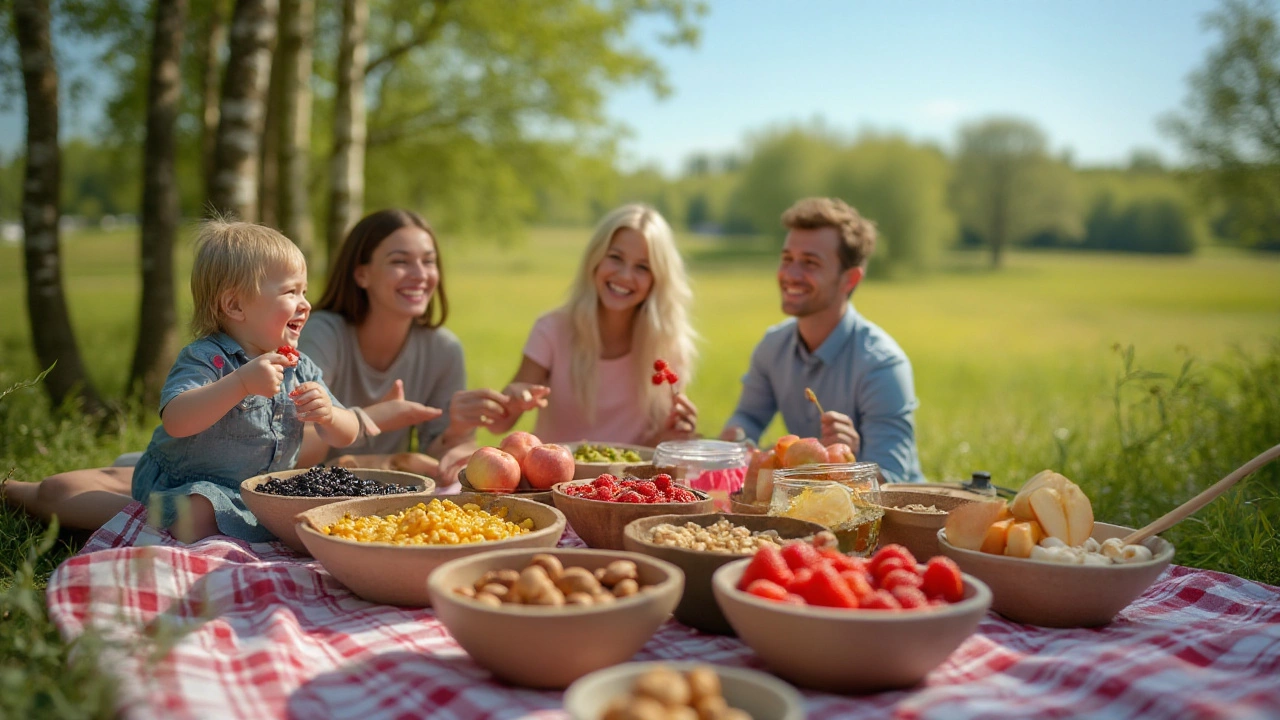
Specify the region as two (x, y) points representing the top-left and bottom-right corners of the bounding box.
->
(781, 197), (877, 270)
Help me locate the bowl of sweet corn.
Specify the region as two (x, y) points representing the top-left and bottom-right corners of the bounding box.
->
(427, 548), (683, 689)
(242, 467), (434, 555)
(295, 492), (566, 607)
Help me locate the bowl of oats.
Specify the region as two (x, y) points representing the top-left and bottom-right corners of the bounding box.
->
(877, 487), (984, 561)
(622, 513), (826, 635)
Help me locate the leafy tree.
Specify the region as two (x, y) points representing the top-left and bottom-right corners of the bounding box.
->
(724, 125), (837, 235)
(951, 117), (1080, 268)
(1164, 0), (1280, 249)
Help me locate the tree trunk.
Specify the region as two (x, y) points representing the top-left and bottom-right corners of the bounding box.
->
(257, 23), (284, 229)
(13, 0), (102, 412)
(128, 0), (187, 404)
(199, 0), (228, 204)
(276, 0), (315, 260)
(208, 0), (279, 220)
(326, 0), (367, 256)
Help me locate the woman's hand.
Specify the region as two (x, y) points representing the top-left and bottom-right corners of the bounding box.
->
(500, 382), (550, 414)
(291, 382), (335, 425)
(654, 392), (699, 442)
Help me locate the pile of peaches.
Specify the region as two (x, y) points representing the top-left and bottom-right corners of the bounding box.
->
(466, 432), (575, 493)
(737, 434), (856, 505)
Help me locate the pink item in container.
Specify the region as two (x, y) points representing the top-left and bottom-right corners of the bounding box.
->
(653, 440), (751, 512)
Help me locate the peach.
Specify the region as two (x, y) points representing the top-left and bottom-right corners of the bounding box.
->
(522, 444), (575, 490)
(773, 434), (801, 460)
(943, 499), (1011, 551)
(465, 447), (522, 493)
(825, 443), (856, 463)
(498, 431), (542, 466)
(782, 437), (828, 468)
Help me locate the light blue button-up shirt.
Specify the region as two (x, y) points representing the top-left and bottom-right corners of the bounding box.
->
(725, 305), (924, 484)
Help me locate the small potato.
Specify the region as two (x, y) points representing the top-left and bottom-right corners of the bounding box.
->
(687, 666), (722, 703)
(452, 585), (476, 598)
(472, 592), (502, 608)
(565, 592), (596, 606)
(479, 583), (510, 601)
(529, 553), (564, 580)
(556, 567), (603, 596)
(633, 666), (691, 707)
(602, 560), (639, 587)
(612, 578), (640, 598)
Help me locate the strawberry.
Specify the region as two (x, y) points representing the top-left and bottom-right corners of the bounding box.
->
(840, 570), (875, 602)
(921, 557), (965, 603)
(781, 593), (807, 606)
(891, 586), (930, 610)
(859, 589), (903, 611)
(784, 567), (815, 595)
(879, 568), (924, 593)
(799, 566), (859, 609)
(780, 542), (822, 572)
(744, 579), (790, 602)
(870, 556), (910, 584)
(818, 548), (863, 573)
(869, 544), (917, 578)
(738, 545), (794, 590)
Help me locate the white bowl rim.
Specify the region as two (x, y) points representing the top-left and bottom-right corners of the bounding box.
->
(295, 494), (566, 552)
(426, 547), (683, 616)
(935, 522), (1176, 570)
(563, 660), (805, 720)
(712, 557), (992, 621)
(241, 467), (434, 498)
(552, 480), (710, 506)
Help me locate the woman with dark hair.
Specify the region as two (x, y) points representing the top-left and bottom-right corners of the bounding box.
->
(295, 209), (495, 471)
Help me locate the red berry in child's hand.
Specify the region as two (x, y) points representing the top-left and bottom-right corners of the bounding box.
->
(651, 372), (665, 385)
(653, 359), (668, 371)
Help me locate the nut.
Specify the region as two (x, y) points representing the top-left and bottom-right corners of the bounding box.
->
(612, 578), (640, 598)
(529, 553), (564, 580)
(565, 592), (595, 606)
(452, 585), (476, 598)
(686, 666), (721, 703)
(479, 583), (509, 601)
(633, 666), (691, 706)
(601, 560), (639, 587)
(472, 592), (502, 608)
(555, 567), (602, 596)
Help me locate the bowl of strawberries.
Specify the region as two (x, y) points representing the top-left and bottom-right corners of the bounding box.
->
(553, 473), (716, 550)
(712, 541), (992, 694)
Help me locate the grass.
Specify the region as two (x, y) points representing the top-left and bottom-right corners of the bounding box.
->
(1, 226), (1278, 715)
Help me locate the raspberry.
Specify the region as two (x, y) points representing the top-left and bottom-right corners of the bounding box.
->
(651, 372), (665, 385)
(653, 359), (668, 371)
(592, 487), (616, 501)
(671, 488), (698, 503)
(616, 490), (644, 503)
(591, 474), (618, 489)
(652, 474), (673, 491)
(633, 481), (658, 498)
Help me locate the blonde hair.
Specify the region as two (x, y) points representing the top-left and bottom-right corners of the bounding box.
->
(564, 204), (698, 431)
(782, 197), (878, 269)
(190, 219), (306, 338)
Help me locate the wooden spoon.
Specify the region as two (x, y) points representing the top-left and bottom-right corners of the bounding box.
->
(1122, 443), (1280, 545)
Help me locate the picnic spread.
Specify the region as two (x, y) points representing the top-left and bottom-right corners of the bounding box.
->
(47, 499), (1280, 720)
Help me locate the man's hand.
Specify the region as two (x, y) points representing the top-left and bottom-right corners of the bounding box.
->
(291, 382), (335, 425)
(820, 410), (860, 455)
(719, 426), (746, 442)
(233, 353), (288, 398)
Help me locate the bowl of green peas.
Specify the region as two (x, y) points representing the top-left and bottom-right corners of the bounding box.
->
(566, 442), (656, 480)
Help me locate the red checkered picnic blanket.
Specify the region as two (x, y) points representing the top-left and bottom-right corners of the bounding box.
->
(47, 501), (1280, 720)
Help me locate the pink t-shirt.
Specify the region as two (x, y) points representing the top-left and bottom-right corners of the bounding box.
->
(523, 311), (653, 445)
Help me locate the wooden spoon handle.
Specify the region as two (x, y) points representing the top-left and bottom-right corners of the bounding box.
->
(1123, 443), (1280, 545)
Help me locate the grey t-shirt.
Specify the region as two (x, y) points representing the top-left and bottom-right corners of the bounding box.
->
(299, 310), (465, 458)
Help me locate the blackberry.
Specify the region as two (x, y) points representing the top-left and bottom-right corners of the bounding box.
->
(255, 466), (416, 498)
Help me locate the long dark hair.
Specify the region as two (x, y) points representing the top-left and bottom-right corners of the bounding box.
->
(316, 209), (449, 329)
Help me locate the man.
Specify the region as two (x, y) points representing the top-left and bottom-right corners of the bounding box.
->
(720, 197), (924, 483)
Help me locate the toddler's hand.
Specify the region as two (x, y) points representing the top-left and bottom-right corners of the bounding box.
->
(291, 382), (335, 425)
(234, 353), (288, 398)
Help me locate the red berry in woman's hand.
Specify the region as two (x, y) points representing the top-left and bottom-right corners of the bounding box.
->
(651, 372), (665, 385)
(653, 359), (668, 371)
(665, 371), (679, 385)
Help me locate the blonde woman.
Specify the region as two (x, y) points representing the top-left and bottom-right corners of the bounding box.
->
(479, 204), (699, 445)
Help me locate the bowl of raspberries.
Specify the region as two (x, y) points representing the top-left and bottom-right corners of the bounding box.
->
(552, 473), (715, 550)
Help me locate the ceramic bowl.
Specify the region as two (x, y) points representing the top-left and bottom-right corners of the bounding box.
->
(552, 480), (715, 550)
(728, 492), (767, 515)
(876, 487), (981, 560)
(564, 441), (657, 480)
(936, 521), (1174, 628)
(240, 468), (434, 554)
(563, 661), (805, 720)
(426, 548), (683, 689)
(712, 558), (992, 694)
(295, 493), (565, 606)
(622, 513), (826, 635)
(457, 468), (554, 506)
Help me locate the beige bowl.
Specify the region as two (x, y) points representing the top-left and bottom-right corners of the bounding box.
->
(457, 468), (554, 506)
(728, 492), (768, 515)
(426, 548), (683, 689)
(622, 513), (826, 635)
(877, 487), (980, 561)
(295, 493), (565, 606)
(936, 521), (1174, 628)
(553, 481), (715, 550)
(564, 661), (805, 720)
(713, 558), (992, 694)
(564, 441), (657, 480)
(240, 468), (434, 554)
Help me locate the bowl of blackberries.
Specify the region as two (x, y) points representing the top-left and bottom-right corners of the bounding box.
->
(241, 466), (435, 554)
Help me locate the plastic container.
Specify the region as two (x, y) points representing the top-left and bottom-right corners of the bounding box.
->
(652, 440), (750, 511)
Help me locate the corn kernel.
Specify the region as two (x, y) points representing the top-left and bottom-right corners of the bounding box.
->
(322, 499), (532, 545)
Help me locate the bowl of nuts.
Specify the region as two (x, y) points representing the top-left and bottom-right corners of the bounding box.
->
(241, 466), (434, 554)
(294, 493), (565, 607)
(564, 662), (804, 720)
(426, 548), (684, 689)
(876, 487), (983, 561)
(622, 513), (826, 635)
(553, 474), (715, 550)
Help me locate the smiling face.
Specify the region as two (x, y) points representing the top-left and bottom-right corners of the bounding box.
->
(594, 227), (654, 315)
(353, 225), (439, 321)
(778, 226), (860, 318)
(232, 261), (311, 356)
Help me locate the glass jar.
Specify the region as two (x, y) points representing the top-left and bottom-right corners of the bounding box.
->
(652, 439), (751, 511)
(768, 462), (883, 556)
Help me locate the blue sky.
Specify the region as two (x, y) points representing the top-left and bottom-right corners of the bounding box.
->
(1, 0), (1220, 172)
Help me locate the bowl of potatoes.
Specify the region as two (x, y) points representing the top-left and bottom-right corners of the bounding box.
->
(426, 548), (684, 689)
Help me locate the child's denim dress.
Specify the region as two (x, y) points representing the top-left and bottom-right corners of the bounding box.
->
(131, 332), (343, 542)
